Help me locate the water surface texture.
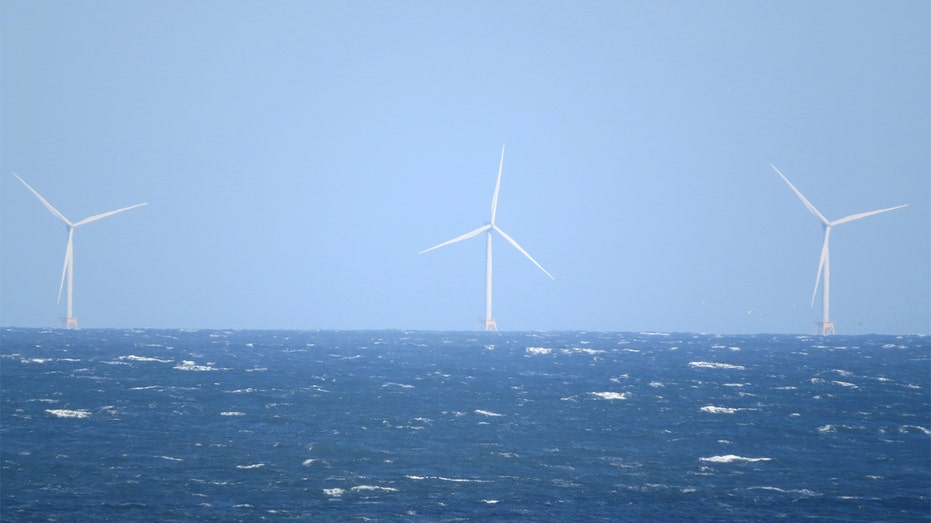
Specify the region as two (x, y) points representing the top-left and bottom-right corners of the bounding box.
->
(2, 329), (928, 521)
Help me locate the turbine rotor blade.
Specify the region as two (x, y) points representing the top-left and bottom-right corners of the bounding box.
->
(811, 227), (830, 308)
(58, 228), (74, 304)
(492, 225), (555, 280)
(418, 225), (491, 254)
(771, 164), (830, 225)
(74, 202), (148, 227)
(490, 145), (505, 225)
(831, 204), (908, 226)
(11, 172), (73, 226)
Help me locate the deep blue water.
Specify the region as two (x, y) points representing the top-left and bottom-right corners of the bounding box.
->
(1, 329), (928, 521)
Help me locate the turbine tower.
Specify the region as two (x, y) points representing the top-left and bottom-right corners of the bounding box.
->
(12, 172), (147, 329)
(771, 165), (907, 335)
(420, 146), (554, 331)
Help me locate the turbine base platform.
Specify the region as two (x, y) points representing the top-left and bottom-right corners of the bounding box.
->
(815, 320), (835, 336)
(484, 318), (498, 332)
(65, 317), (78, 330)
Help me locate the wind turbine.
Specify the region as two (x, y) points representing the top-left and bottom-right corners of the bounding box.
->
(11, 172), (147, 329)
(771, 164), (907, 335)
(420, 146), (554, 331)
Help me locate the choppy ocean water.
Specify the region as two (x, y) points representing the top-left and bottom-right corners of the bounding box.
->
(1, 328), (928, 522)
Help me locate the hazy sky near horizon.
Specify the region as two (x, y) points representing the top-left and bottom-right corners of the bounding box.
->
(2, 1), (928, 333)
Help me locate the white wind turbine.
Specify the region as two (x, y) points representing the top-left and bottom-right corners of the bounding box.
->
(420, 146), (554, 331)
(12, 172), (147, 329)
(771, 164), (907, 335)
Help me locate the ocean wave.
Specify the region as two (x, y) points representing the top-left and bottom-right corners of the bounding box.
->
(700, 405), (739, 414)
(689, 361), (746, 370)
(475, 409), (504, 417)
(323, 488), (344, 497)
(351, 485), (399, 493)
(590, 392), (631, 400)
(818, 424), (864, 433)
(563, 347), (606, 355)
(220, 411), (246, 416)
(710, 344), (741, 351)
(382, 382), (414, 389)
(405, 475), (489, 483)
(898, 425), (931, 435)
(119, 355), (172, 363)
(236, 463), (265, 469)
(174, 360), (225, 371)
(525, 347), (553, 355)
(46, 409), (91, 418)
(700, 455), (772, 463)
(749, 486), (820, 497)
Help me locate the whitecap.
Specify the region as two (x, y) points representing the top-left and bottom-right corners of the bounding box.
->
(700, 405), (738, 414)
(351, 485), (398, 493)
(649, 381), (665, 388)
(46, 409), (91, 418)
(474, 410), (504, 417)
(158, 456), (184, 462)
(405, 475), (489, 483)
(561, 347), (606, 355)
(174, 360), (223, 371)
(700, 455), (772, 463)
(590, 392), (631, 400)
(689, 361), (746, 370)
(525, 347), (552, 355)
(382, 383), (414, 389)
(831, 381), (858, 388)
(749, 486), (819, 497)
(236, 463), (265, 469)
(119, 355), (172, 363)
(220, 412), (246, 416)
(323, 488), (345, 497)
(899, 425), (931, 436)
(481, 499), (500, 504)
(820, 424), (866, 433)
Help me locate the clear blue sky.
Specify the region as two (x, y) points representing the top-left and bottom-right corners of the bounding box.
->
(2, 1), (928, 333)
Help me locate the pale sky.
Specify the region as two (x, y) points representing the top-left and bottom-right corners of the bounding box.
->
(2, 1), (928, 333)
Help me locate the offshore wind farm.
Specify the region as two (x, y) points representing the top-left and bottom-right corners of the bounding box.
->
(1, 3), (928, 522)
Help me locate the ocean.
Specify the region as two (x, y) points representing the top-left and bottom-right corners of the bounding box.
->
(1, 328), (928, 521)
